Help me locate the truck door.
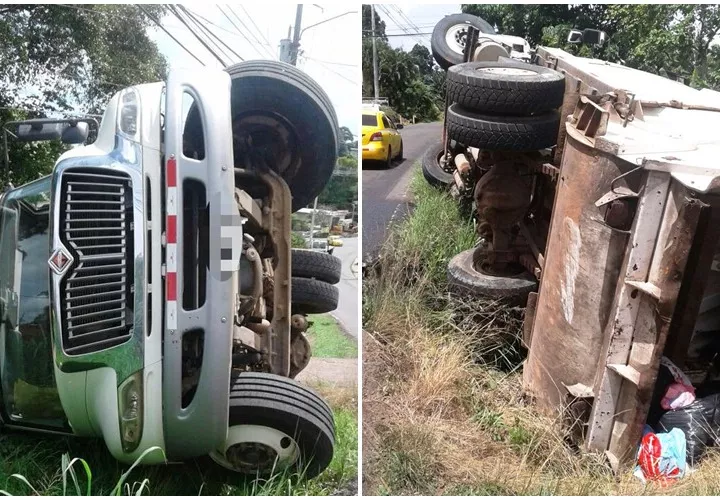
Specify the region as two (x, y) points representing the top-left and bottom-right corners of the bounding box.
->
(162, 67), (241, 458)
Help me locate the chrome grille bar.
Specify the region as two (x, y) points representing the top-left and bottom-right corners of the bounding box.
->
(59, 169), (134, 354)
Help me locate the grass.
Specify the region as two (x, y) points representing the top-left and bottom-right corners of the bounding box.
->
(362, 165), (720, 495)
(306, 314), (358, 359)
(0, 384), (357, 496)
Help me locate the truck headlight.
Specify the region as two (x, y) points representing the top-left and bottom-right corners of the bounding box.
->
(117, 88), (140, 141)
(118, 370), (144, 453)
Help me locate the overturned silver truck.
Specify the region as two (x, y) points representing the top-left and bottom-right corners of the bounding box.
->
(0, 61), (341, 478)
(428, 14), (720, 469)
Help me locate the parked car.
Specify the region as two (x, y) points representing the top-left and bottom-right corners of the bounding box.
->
(0, 60), (343, 479)
(328, 235), (344, 247)
(361, 104), (403, 167)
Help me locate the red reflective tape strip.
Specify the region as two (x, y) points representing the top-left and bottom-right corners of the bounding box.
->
(167, 156), (177, 187)
(167, 215), (177, 243)
(166, 272), (177, 301)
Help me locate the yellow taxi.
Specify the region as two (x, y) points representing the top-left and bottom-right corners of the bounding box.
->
(362, 107), (404, 167)
(328, 235), (344, 247)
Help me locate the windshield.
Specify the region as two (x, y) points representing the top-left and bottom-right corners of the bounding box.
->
(0, 177), (64, 426)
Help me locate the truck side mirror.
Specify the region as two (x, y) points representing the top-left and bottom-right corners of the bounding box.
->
(567, 30), (583, 44)
(61, 122), (89, 144)
(15, 120), (64, 142)
(582, 29), (607, 47)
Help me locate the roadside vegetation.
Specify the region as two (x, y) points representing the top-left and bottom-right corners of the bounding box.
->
(0, 384), (357, 496)
(362, 166), (720, 495)
(307, 314), (358, 359)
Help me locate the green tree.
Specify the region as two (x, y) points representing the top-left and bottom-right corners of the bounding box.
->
(362, 4), (387, 41)
(0, 4), (167, 185)
(461, 4), (720, 90)
(317, 155), (357, 209)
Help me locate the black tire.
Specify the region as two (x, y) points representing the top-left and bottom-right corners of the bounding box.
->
(385, 146), (392, 169)
(291, 249), (342, 285)
(447, 248), (536, 302)
(447, 104), (560, 151)
(447, 61), (565, 115)
(291, 277), (339, 314)
(422, 140), (453, 187)
(431, 14), (495, 70)
(398, 140), (404, 160)
(225, 61), (339, 212)
(226, 372), (334, 479)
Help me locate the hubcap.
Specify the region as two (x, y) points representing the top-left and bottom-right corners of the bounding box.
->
(445, 24), (469, 54)
(210, 425), (300, 475)
(476, 67), (537, 77)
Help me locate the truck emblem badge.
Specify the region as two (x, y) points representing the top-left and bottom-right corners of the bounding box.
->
(49, 247), (73, 275)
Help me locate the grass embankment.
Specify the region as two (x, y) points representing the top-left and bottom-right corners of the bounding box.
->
(0, 388), (357, 495)
(307, 314), (358, 359)
(362, 167), (720, 495)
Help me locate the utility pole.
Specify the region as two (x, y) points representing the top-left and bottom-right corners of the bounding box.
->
(290, 4), (303, 66)
(371, 4), (380, 102)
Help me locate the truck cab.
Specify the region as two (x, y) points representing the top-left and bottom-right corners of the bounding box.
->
(0, 61), (341, 479)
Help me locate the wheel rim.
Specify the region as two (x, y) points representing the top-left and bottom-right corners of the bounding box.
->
(210, 424), (300, 475)
(445, 24), (470, 54)
(437, 150), (453, 174)
(475, 67), (537, 77)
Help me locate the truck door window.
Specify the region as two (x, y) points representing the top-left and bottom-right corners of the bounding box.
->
(0, 178), (64, 425)
(182, 93), (206, 161)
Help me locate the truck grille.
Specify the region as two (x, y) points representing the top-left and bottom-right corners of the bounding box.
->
(59, 169), (134, 354)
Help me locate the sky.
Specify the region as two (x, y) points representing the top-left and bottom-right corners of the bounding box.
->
(381, 4), (461, 51)
(147, 4), (360, 136)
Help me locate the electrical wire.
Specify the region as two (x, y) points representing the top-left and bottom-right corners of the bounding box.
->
(304, 59), (356, 85)
(217, 5), (269, 60)
(168, 5), (227, 66)
(173, 6), (234, 64)
(138, 5), (207, 66)
(226, 5), (275, 59)
(179, 6), (245, 63)
(302, 56), (358, 68)
(239, 5), (274, 49)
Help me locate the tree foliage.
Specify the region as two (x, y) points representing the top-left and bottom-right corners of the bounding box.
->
(362, 9), (443, 122)
(462, 4), (720, 88)
(0, 4), (168, 185)
(317, 155), (357, 209)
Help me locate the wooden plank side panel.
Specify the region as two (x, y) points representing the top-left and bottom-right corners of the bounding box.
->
(585, 171), (671, 452)
(608, 184), (706, 465)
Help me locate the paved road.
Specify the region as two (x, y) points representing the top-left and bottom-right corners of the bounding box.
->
(330, 236), (359, 338)
(362, 122), (443, 259)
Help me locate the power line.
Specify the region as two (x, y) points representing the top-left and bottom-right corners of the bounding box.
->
(179, 6), (245, 63)
(217, 5), (269, 60)
(302, 56), (358, 68)
(174, 6), (234, 64)
(363, 31), (432, 37)
(226, 5), (275, 59)
(239, 5), (274, 49)
(138, 5), (207, 66)
(168, 5), (227, 66)
(304, 59), (356, 85)
(377, 4), (422, 44)
(379, 5), (425, 45)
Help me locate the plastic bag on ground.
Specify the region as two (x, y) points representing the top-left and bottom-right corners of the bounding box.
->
(635, 427), (686, 486)
(657, 393), (720, 464)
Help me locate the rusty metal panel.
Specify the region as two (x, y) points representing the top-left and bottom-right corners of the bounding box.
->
(523, 292), (538, 349)
(607, 185), (706, 464)
(522, 132), (634, 412)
